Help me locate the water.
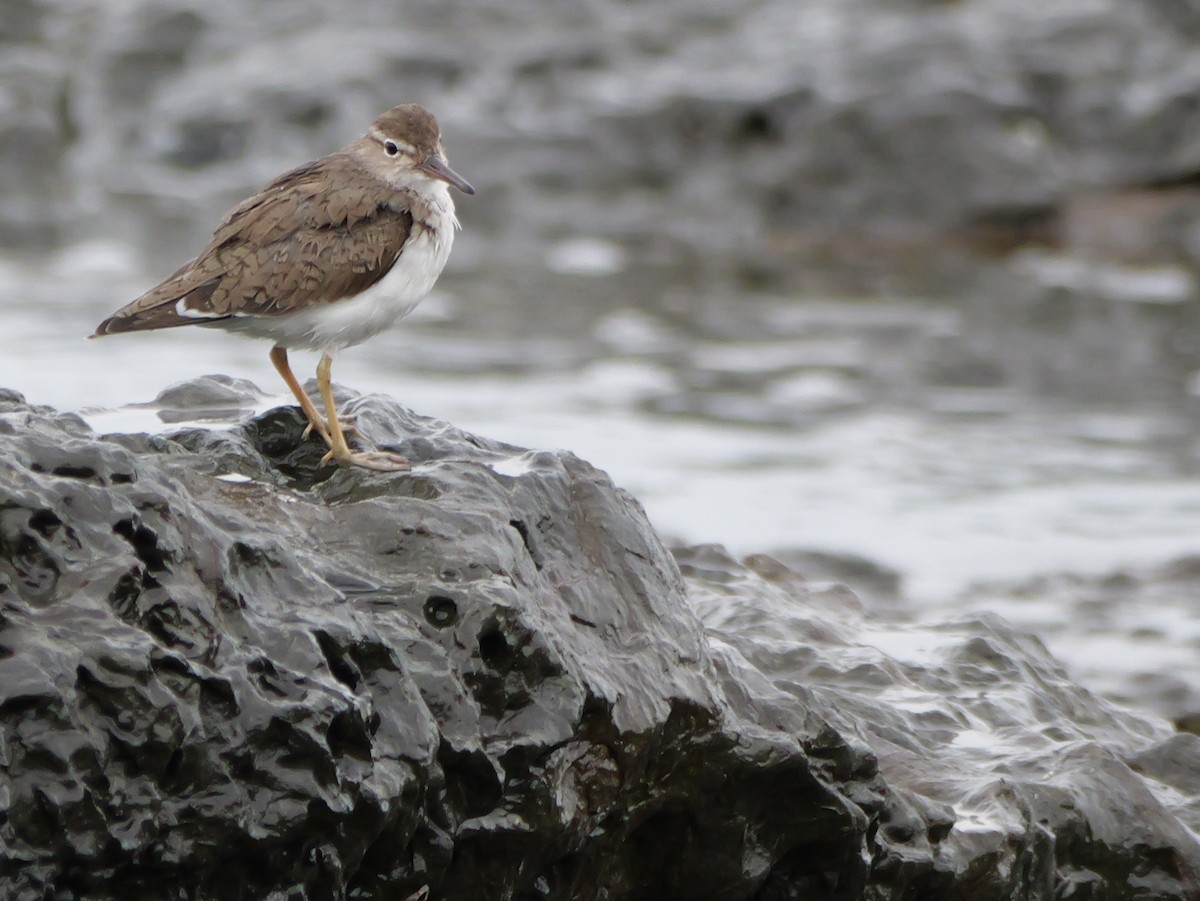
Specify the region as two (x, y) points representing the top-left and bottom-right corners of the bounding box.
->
(4, 237), (1200, 719)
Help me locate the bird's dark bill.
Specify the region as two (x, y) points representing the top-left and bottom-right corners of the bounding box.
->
(419, 156), (475, 195)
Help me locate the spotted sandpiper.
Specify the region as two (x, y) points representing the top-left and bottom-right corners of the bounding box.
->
(93, 103), (474, 471)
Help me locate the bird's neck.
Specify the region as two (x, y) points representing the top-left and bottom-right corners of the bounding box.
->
(398, 180), (459, 233)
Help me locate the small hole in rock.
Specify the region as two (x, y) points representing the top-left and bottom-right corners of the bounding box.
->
(52, 464), (96, 480)
(28, 509), (61, 538)
(478, 626), (512, 668)
(424, 595), (458, 628)
(113, 518), (169, 572)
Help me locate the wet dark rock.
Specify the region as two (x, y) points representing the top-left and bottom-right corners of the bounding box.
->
(1, 381), (1199, 899)
(140, 374), (267, 425)
(953, 558), (1200, 730)
(765, 548), (904, 608)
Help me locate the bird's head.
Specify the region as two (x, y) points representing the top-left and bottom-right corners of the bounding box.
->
(357, 103), (475, 196)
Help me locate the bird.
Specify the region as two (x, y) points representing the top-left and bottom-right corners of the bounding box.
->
(93, 103), (475, 471)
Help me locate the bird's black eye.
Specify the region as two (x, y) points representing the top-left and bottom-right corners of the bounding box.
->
(384, 141), (399, 156)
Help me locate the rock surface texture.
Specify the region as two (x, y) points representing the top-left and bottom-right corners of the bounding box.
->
(1, 382), (1198, 900)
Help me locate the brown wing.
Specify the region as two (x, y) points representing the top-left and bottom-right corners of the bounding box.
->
(93, 155), (413, 336)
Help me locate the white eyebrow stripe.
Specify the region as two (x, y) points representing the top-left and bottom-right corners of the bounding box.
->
(369, 128), (416, 154)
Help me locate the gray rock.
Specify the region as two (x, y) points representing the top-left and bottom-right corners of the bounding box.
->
(690, 548), (1200, 898)
(1, 380), (1198, 899)
(952, 557), (1200, 731)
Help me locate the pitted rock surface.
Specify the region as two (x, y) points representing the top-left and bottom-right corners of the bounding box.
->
(1, 382), (1198, 900)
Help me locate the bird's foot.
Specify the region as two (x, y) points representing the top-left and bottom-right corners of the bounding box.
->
(320, 447), (412, 472)
(302, 414), (359, 444)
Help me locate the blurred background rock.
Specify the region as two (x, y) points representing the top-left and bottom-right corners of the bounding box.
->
(12, 0), (1200, 271)
(4, 0), (1200, 725)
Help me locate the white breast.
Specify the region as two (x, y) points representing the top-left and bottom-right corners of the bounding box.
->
(215, 183), (457, 354)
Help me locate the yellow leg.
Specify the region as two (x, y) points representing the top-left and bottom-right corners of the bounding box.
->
(316, 353), (352, 463)
(315, 353), (410, 472)
(270, 346), (359, 445)
(269, 346), (332, 444)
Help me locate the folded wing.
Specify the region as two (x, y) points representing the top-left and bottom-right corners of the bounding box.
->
(93, 156), (414, 336)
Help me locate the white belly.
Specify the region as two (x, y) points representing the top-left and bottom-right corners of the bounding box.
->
(214, 202), (456, 354)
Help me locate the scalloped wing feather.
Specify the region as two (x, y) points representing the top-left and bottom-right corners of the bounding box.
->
(93, 155), (414, 336)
